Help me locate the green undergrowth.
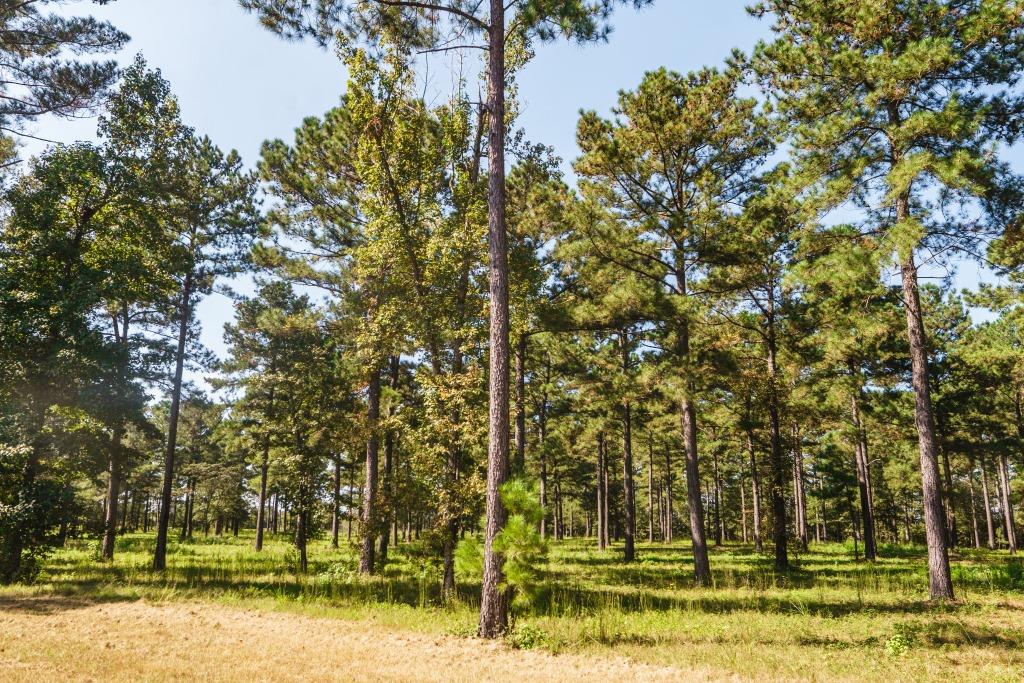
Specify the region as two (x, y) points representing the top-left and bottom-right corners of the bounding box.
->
(3, 532), (1023, 682)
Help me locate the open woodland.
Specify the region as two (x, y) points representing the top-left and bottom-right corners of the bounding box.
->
(2, 0), (1024, 681)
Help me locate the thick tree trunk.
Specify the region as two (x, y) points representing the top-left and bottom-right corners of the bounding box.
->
(154, 270), (192, 571)
(101, 428), (122, 560)
(899, 251), (954, 598)
(682, 398), (711, 585)
(478, 0), (510, 638)
(360, 368), (381, 575)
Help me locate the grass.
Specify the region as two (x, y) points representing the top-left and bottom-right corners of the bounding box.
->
(3, 532), (1024, 681)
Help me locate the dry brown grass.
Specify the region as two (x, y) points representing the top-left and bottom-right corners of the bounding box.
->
(0, 596), (726, 682)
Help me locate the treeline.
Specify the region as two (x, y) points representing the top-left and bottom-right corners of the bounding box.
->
(2, 0), (1024, 634)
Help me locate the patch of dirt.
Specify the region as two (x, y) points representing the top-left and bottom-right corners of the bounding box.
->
(0, 597), (722, 682)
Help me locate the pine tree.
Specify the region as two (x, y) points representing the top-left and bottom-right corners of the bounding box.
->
(752, 0), (1024, 600)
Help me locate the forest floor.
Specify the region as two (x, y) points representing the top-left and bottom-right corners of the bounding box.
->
(0, 597), (697, 682)
(1, 533), (1022, 682)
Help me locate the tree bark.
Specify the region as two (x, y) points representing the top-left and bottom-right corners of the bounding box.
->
(746, 426), (763, 553)
(255, 430), (271, 552)
(849, 387), (877, 560)
(648, 439), (655, 543)
(379, 356), (399, 562)
(360, 367), (381, 574)
(478, 0), (510, 638)
(154, 270), (192, 571)
(899, 251), (954, 598)
(620, 331), (635, 562)
(513, 335), (526, 477)
(101, 428), (123, 560)
(793, 425), (808, 551)
(997, 452), (1017, 554)
(682, 398), (711, 585)
(331, 457), (341, 548)
(597, 432), (607, 550)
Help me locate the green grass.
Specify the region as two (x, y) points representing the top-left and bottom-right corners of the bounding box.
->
(5, 532), (1024, 681)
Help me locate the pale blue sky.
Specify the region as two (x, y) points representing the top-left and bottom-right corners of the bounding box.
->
(31, 0), (1003, 372)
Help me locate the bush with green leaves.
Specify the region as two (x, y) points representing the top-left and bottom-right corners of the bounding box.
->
(455, 479), (548, 612)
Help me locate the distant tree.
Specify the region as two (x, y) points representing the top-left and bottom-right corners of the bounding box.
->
(752, 0), (1024, 600)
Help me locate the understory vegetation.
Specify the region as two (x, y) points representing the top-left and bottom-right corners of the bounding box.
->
(4, 533), (1022, 681)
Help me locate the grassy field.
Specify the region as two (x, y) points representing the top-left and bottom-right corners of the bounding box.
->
(2, 533), (1023, 681)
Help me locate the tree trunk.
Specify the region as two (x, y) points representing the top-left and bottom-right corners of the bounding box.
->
(360, 368), (381, 575)
(379, 356), (399, 563)
(997, 452), (1017, 554)
(597, 433), (606, 550)
(478, 0), (510, 638)
(747, 428), (763, 552)
(712, 446), (723, 546)
(255, 432), (271, 552)
(664, 447), (674, 543)
(154, 270), (192, 571)
(899, 248), (954, 598)
(793, 426), (808, 551)
(332, 457), (341, 548)
(682, 398), (711, 585)
(967, 462), (981, 549)
(620, 331), (635, 562)
(648, 439), (655, 543)
(101, 428), (123, 560)
(513, 335), (526, 477)
(849, 389), (877, 560)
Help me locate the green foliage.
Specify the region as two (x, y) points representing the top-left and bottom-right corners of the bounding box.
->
(495, 479), (548, 611)
(505, 621), (548, 650)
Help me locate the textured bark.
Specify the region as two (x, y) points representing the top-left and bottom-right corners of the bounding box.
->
(478, 0), (510, 638)
(900, 251), (954, 598)
(101, 428), (122, 560)
(154, 270), (192, 571)
(682, 398), (711, 585)
(360, 368), (381, 575)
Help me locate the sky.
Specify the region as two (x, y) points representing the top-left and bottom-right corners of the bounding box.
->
(29, 0), (1005, 371)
